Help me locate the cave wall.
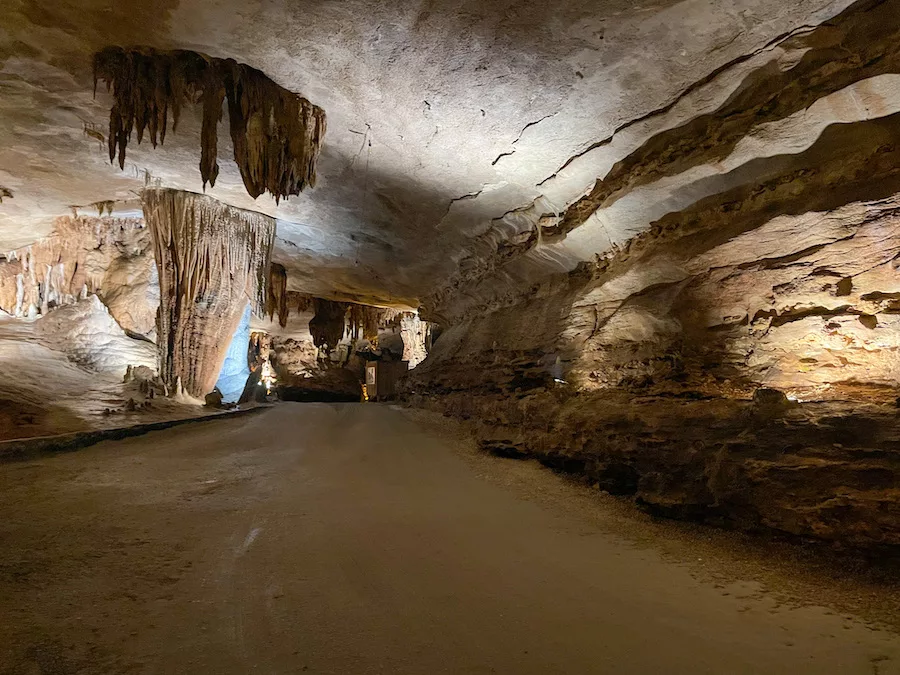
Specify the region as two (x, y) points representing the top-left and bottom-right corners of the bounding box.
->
(407, 198), (900, 547)
(407, 0), (900, 548)
(0, 215), (158, 335)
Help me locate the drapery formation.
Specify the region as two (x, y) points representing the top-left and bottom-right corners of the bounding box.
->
(93, 47), (326, 203)
(309, 298), (348, 350)
(143, 188), (275, 397)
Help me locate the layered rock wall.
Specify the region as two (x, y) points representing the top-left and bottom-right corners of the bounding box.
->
(408, 0), (900, 548)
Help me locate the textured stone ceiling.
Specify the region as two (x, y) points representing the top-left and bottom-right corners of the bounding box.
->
(0, 0), (856, 307)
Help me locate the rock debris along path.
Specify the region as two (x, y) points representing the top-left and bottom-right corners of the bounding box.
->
(1, 403), (899, 674)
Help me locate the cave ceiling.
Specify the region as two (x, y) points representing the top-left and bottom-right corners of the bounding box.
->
(0, 0), (861, 308)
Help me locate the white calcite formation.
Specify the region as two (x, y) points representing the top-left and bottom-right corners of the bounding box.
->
(0, 216), (157, 335)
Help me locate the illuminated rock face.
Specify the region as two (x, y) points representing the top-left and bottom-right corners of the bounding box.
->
(143, 189), (275, 399)
(6, 0), (900, 543)
(405, 0), (900, 547)
(215, 304), (252, 403)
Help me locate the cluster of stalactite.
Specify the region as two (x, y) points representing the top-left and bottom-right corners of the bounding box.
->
(266, 263), (289, 327)
(143, 188), (275, 397)
(306, 296), (403, 348)
(348, 304), (399, 342)
(93, 47), (326, 203)
(308, 298), (348, 350)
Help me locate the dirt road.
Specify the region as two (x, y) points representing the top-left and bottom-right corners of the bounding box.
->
(1, 403), (899, 674)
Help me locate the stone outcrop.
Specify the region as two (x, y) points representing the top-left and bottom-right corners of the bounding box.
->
(144, 189), (275, 398)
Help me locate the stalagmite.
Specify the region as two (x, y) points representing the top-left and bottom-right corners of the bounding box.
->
(143, 188), (275, 398)
(93, 47), (327, 203)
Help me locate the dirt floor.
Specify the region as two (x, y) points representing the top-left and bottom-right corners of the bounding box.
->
(2, 403), (900, 674)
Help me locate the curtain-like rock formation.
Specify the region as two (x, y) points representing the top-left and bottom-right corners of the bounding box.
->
(143, 189), (274, 398)
(93, 47), (326, 203)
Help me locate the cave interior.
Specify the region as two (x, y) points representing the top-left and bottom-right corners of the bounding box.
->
(3, 0), (900, 667)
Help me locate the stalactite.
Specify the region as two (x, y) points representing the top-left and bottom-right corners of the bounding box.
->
(92, 200), (116, 217)
(347, 304), (393, 342)
(93, 47), (326, 203)
(309, 298), (347, 350)
(266, 262), (289, 327)
(0, 187), (12, 203)
(143, 188), (275, 397)
(294, 292), (312, 313)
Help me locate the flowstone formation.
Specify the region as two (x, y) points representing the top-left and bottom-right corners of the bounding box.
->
(93, 47), (326, 203)
(143, 188), (275, 398)
(0, 215), (157, 335)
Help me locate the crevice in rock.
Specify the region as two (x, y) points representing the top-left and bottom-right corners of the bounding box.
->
(443, 188), (485, 217)
(491, 112), (558, 166)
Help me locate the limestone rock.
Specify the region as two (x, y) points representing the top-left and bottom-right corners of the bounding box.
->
(143, 189), (275, 398)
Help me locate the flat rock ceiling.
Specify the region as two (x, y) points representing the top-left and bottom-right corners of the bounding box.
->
(0, 0), (853, 307)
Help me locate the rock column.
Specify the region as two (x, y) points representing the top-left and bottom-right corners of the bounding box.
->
(143, 189), (275, 398)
